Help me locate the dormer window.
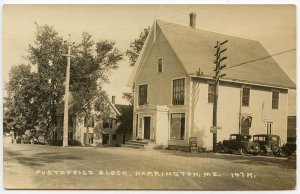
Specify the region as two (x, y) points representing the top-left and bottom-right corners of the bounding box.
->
(158, 58), (163, 73)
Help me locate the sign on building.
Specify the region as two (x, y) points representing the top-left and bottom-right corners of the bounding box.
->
(189, 137), (198, 153)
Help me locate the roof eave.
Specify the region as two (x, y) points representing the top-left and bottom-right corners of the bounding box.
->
(189, 74), (294, 90)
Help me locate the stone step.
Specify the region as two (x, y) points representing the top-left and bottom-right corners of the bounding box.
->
(121, 139), (156, 150)
(128, 140), (149, 145)
(125, 142), (148, 147)
(121, 144), (145, 149)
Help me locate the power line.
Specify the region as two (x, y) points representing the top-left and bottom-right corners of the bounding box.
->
(225, 48), (296, 70)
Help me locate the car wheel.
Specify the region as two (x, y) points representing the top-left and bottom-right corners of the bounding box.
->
(225, 149), (233, 154)
(273, 147), (283, 157)
(272, 144), (279, 152)
(239, 146), (248, 155)
(216, 145), (222, 153)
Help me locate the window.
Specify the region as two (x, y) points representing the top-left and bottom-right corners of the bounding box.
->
(158, 58), (163, 73)
(102, 118), (110, 128)
(56, 116), (63, 127)
(170, 113), (185, 140)
(89, 133), (94, 144)
(271, 136), (278, 141)
(258, 136), (266, 141)
(139, 118), (142, 129)
(135, 115), (139, 137)
(208, 84), (215, 103)
(172, 78), (185, 105)
(138, 84), (148, 106)
(53, 131), (58, 141)
(110, 119), (116, 129)
(267, 122), (273, 134)
(84, 117), (94, 127)
(68, 132), (73, 141)
(68, 115), (73, 127)
(272, 91), (279, 109)
(242, 87), (250, 106)
(112, 134), (117, 140)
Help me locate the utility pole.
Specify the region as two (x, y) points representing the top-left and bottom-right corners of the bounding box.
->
(212, 40), (228, 152)
(238, 85), (245, 134)
(62, 34), (74, 147)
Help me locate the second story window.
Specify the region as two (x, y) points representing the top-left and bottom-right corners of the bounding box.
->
(68, 115), (73, 127)
(102, 118), (110, 128)
(158, 58), (163, 73)
(138, 84), (148, 106)
(272, 91), (279, 109)
(208, 83), (215, 103)
(172, 78), (185, 105)
(242, 87), (250, 106)
(84, 117), (94, 127)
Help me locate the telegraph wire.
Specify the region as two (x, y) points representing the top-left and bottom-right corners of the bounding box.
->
(225, 48), (296, 70)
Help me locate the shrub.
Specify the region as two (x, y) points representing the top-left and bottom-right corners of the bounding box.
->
(48, 139), (63, 146)
(69, 140), (82, 146)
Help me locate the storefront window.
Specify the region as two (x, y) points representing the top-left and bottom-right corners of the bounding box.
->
(170, 113), (185, 140)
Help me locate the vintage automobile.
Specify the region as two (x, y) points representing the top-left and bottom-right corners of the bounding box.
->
(17, 129), (46, 144)
(279, 142), (296, 157)
(217, 134), (260, 155)
(252, 134), (281, 156)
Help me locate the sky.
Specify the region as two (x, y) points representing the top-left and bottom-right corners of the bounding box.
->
(2, 4), (296, 105)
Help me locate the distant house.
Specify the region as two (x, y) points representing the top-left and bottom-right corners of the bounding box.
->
(115, 104), (133, 146)
(127, 13), (296, 151)
(52, 96), (125, 146)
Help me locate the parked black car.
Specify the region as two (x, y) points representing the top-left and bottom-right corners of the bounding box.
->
(253, 134), (281, 156)
(217, 134), (260, 155)
(281, 142), (296, 156)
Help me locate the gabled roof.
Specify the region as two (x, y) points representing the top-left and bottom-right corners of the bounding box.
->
(56, 97), (122, 117)
(128, 20), (296, 89)
(115, 104), (131, 113)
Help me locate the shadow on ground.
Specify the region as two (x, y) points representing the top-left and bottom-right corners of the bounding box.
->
(156, 150), (296, 170)
(4, 149), (83, 167)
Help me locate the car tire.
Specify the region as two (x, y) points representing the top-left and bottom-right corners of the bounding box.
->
(239, 146), (248, 155)
(272, 145), (280, 156)
(216, 145), (222, 153)
(273, 147), (283, 157)
(262, 145), (268, 154)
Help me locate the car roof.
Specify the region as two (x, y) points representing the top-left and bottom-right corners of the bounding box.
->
(231, 134), (251, 136)
(253, 134), (280, 137)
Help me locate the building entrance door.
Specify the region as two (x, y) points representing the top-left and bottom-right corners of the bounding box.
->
(144, 117), (151, 139)
(241, 117), (251, 135)
(102, 134), (109, 145)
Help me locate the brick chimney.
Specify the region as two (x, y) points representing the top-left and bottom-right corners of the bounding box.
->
(112, 96), (116, 104)
(189, 12), (196, 29)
